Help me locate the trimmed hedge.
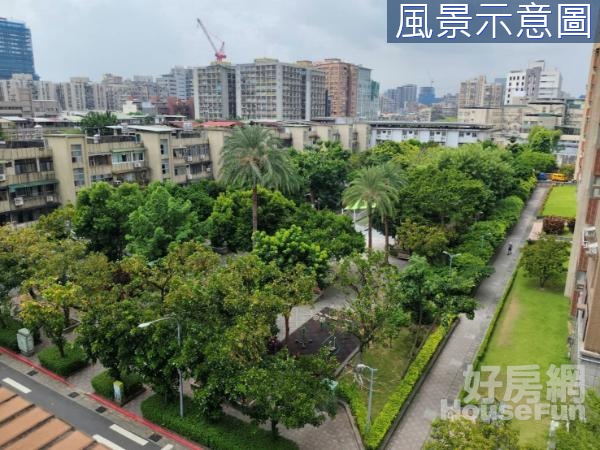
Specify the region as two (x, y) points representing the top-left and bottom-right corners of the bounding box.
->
(340, 325), (451, 450)
(0, 318), (23, 351)
(91, 370), (143, 401)
(141, 394), (299, 450)
(38, 343), (88, 377)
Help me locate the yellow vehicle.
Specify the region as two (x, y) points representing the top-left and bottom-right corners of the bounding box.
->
(550, 173), (567, 182)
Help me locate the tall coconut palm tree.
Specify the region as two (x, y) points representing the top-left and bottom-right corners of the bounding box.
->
(220, 125), (297, 233)
(343, 165), (398, 251)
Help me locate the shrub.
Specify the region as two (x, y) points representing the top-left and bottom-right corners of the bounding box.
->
(337, 380), (369, 436)
(38, 343), (88, 377)
(364, 325), (450, 449)
(0, 318), (24, 351)
(488, 195), (524, 227)
(91, 370), (144, 401)
(543, 216), (566, 235)
(141, 394), (298, 450)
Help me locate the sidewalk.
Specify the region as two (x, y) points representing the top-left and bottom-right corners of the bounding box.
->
(386, 185), (550, 449)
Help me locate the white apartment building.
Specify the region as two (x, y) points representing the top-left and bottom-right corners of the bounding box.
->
(369, 121), (491, 148)
(504, 60), (562, 105)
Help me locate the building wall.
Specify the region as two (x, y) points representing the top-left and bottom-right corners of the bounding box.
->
(0, 18), (37, 80)
(370, 123), (490, 148)
(566, 44), (600, 365)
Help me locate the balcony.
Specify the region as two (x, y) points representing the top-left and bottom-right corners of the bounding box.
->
(87, 141), (145, 155)
(171, 136), (209, 148)
(0, 146), (53, 159)
(7, 171), (56, 186)
(89, 164), (113, 176)
(11, 194), (59, 210)
(111, 160), (147, 174)
(0, 200), (9, 213)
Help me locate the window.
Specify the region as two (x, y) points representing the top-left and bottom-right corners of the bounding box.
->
(14, 159), (37, 174)
(39, 158), (53, 172)
(73, 168), (85, 187)
(160, 139), (168, 156)
(71, 144), (83, 164)
(161, 163), (169, 176)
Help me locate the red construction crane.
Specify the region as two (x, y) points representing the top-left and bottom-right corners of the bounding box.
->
(196, 18), (226, 62)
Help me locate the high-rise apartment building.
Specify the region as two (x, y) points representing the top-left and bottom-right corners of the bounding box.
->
(381, 84), (418, 114)
(234, 59), (326, 121)
(193, 63), (236, 120)
(565, 44), (600, 387)
(458, 76), (504, 108)
(157, 66), (193, 100)
(418, 86), (436, 105)
(504, 60), (562, 105)
(313, 58), (378, 118)
(0, 18), (38, 80)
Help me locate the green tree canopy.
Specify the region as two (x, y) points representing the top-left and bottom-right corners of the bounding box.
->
(205, 187), (296, 252)
(126, 183), (200, 260)
(527, 126), (561, 153)
(74, 182), (144, 260)
(521, 237), (570, 287)
(79, 111), (119, 136)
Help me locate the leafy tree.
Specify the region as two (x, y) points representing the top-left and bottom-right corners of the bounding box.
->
(126, 183), (200, 260)
(79, 111), (119, 136)
(293, 204), (364, 259)
(513, 151), (557, 179)
(205, 187), (296, 252)
(521, 237), (570, 287)
(426, 417), (520, 450)
(253, 225), (329, 287)
(36, 205), (76, 240)
(162, 181), (217, 223)
(74, 182), (144, 260)
(234, 350), (337, 437)
(396, 219), (450, 260)
(329, 252), (409, 357)
(290, 143), (350, 210)
(555, 391), (600, 450)
(397, 165), (492, 230)
(220, 125), (298, 233)
(559, 164), (575, 180)
(343, 165), (399, 250)
(528, 126), (561, 153)
(21, 282), (82, 357)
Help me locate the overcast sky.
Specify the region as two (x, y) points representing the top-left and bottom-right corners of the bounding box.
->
(3, 0), (592, 96)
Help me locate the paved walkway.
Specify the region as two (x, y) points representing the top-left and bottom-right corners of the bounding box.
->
(386, 185), (550, 450)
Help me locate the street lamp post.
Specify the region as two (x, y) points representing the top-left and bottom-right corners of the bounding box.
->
(138, 316), (184, 418)
(442, 251), (461, 269)
(356, 363), (377, 433)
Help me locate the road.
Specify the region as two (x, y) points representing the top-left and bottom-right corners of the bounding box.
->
(0, 361), (164, 450)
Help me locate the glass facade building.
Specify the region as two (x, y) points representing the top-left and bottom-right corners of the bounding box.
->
(0, 18), (38, 80)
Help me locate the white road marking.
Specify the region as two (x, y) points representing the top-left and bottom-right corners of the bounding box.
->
(2, 377), (31, 394)
(109, 424), (148, 446)
(93, 435), (126, 450)
(162, 446), (174, 450)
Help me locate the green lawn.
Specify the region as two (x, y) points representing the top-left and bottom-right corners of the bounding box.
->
(542, 185), (577, 218)
(479, 269), (570, 448)
(342, 328), (414, 418)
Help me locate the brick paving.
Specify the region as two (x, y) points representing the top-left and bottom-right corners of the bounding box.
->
(386, 185), (549, 450)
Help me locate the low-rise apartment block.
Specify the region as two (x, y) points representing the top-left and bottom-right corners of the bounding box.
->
(369, 121), (491, 147)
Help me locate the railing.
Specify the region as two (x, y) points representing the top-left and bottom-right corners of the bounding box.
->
(86, 135), (137, 145)
(172, 137), (209, 147)
(0, 146), (53, 159)
(89, 165), (113, 176)
(11, 195), (58, 209)
(87, 141), (145, 155)
(111, 161), (147, 174)
(7, 171), (56, 185)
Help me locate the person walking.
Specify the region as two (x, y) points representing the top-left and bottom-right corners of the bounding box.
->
(507, 242), (513, 255)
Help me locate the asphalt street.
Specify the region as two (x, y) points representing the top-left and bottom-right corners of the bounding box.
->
(0, 361), (164, 450)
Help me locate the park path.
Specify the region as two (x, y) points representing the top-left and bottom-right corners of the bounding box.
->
(386, 184), (550, 450)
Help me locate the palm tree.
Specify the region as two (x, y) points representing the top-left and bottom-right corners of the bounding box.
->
(220, 125), (297, 233)
(343, 165), (398, 251)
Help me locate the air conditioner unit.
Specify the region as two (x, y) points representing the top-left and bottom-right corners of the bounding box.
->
(583, 226), (597, 247)
(46, 195), (55, 203)
(206, 166), (212, 173)
(585, 242), (599, 257)
(134, 162), (142, 168)
(14, 197), (24, 207)
(0, 174), (5, 181)
(185, 156), (193, 162)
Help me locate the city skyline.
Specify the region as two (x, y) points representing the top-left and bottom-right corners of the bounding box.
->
(3, 0), (591, 96)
